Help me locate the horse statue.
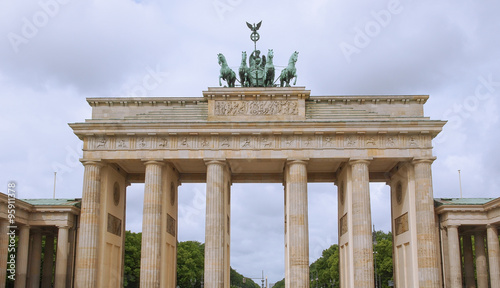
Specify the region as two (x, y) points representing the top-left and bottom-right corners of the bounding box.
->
(218, 53), (236, 87)
(239, 51), (250, 87)
(280, 51), (299, 87)
(263, 49), (275, 87)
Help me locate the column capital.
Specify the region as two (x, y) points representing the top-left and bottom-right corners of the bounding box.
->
(56, 225), (71, 230)
(486, 224), (498, 229)
(286, 158), (309, 165)
(142, 159), (165, 166)
(411, 157), (437, 165)
(204, 159), (227, 166)
(447, 224), (460, 230)
(80, 159), (104, 167)
(19, 224), (30, 230)
(348, 157), (372, 166)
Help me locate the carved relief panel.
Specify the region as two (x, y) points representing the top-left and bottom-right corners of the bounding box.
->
(88, 133), (430, 151)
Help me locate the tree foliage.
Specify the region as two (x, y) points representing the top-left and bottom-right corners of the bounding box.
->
(230, 267), (260, 288)
(272, 278), (285, 288)
(124, 231), (142, 287)
(177, 241), (205, 288)
(309, 244), (339, 288)
(373, 230), (393, 288)
(123, 232), (259, 288)
(273, 230), (394, 288)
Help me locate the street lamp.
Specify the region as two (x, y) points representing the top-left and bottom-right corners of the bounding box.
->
(190, 278), (195, 288)
(373, 225), (379, 288)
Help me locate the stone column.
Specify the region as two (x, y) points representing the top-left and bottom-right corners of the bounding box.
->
(487, 225), (500, 286)
(447, 225), (462, 288)
(75, 160), (102, 288)
(349, 159), (374, 288)
(462, 234), (475, 288)
(15, 225), (30, 288)
(205, 160), (227, 288)
(28, 231), (42, 288)
(285, 160), (309, 288)
(54, 226), (70, 288)
(42, 234), (55, 288)
(0, 219), (9, 286)
(474, 231), (488, 288)
(412, 158), (441, 287)
(140, 161), (164, 288)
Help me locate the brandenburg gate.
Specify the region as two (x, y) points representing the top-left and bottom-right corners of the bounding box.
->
(70, 86), (446, 288)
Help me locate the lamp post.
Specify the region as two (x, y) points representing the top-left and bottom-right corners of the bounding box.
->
(373, 225), (379, 288)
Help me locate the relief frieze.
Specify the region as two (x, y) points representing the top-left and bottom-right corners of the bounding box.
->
(88, 134), (430, 151)
(117, 138), (128, 148)
(136, 137), (149, 149)
(322, 135), (335, 147)
(158, 137), (169, 148)
(178, 136), (191, 148)
(95, 137), (108, 149)
(215, 100), (298, 116)
(240, 136), (253, 149)
(282, 135), (296, 148)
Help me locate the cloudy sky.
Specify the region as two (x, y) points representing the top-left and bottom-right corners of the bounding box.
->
(1, 0), (499, 284)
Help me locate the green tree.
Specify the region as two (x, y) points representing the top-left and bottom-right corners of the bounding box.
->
(121, 233), (277, 288)
(124, 231), (142, 287)
(304, 230), (393, 288)
(310, 244), (339, 287)
(230, 268), (260, 288)
(373, 230), (393, 288)
(272, 278), (285, 288)
(177, 241), (205, 288)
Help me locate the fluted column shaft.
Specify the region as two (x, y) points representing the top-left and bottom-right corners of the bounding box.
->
(55, 226), (70, 288)
(28, 232), (42, 288)
(42, 234), (55, 288)
(413, 158), (441, 287)
(447, 225), (462, 288)
(0, 219), (9, 287)
(14, 225), (30, 288)
(140, 161), (164, 288)
(205, 160), (226, 288)
(474, 232), (488, 288)
(350, 159), (374, 288)
(285, 160), (309, 288)
(75, 161), (102, 288)
(487, 225), (500, 286)
(462, 235), (475, 288)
